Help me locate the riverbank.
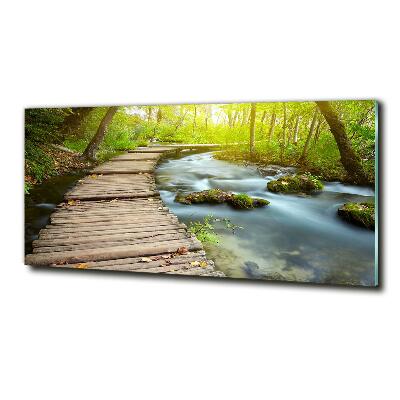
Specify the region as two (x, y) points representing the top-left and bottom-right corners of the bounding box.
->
(214, 148), (374, 185)
(24, 143), (93, 194)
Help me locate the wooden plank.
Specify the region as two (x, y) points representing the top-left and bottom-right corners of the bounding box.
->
(65, 192), (158, 200)
(44, 220), (183, 232)
(52, 250), (207, 269)
(111, 153), (162, 161)
(33, 229), (187, 247)
(39, 224), (187, 239)
(32, 234), (191, 253)
(25, 240), (203, 265)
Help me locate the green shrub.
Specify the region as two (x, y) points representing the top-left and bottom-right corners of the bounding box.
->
(25, 140), (55, 182)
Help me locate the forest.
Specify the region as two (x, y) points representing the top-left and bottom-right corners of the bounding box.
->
(25, 100), (376, 193)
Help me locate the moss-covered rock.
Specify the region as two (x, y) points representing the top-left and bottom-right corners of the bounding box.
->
(176, 189), (231, 205)
(337, 202), (375, 230)
(267, 174), (323, 194)
(175, 189), (270, 209)
(230, 193), (269, 209)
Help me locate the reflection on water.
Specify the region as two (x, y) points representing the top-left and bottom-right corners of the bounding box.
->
(155, 152), (376, 286)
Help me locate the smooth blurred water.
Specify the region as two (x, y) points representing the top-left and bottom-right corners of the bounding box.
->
(155, 152), (376, 286)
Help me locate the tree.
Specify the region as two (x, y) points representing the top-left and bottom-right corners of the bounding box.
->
(298, 106), (318, 164)
(249, 103), (257, 156)
(316, 101), (369, 184)
(60, 107), (94, 140)
(268, 108), (276, 141)
(293, 115), (300, 144)
(82, 107), (118, 159)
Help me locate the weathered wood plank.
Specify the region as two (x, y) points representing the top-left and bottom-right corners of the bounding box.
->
(39, 224), (187, 239)
(25, 147), (224, 277)
(33, 229), (187, 247)
(32, 234), (192, 253)
(26, 240), (203, 265)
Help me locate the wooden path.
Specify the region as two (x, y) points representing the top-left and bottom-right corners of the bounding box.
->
(25, 145), (225, 277)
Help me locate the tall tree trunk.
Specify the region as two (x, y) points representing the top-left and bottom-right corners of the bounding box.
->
(82, 107), (118, 160)
(192, 105), (197, 134)
(227, 109), (233, 128)
(293, 115), (300, 144)
(60, 107), (94, 141)
(316, 101), (369, 184)
(241, 108), (248, 126)
(268, 110), (276, 141)
(280, 104), (287, 162)
(174, 110), (188, 132)
(282, 104), (287, 145)
(298, 106), (318, 164)
(232, 110), (239, 127)
(147, 106), (152, 122)
(313, 116), (323, 144)
(259, 111), (267, 133)
(156, 107), (162, 123)
(286, 114), (295, 146)
(249, 103), (257, 156)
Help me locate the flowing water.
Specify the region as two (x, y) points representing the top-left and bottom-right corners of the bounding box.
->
(155, 151), (376, 286)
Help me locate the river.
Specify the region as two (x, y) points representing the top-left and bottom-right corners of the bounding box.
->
(155, 151), (376, 286)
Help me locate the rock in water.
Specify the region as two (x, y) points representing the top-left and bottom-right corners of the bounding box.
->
(175, 189), (270, 209)
(338, 202), (375, 230)
(267, 174), (323, 194)
(243, 261), (263, 279)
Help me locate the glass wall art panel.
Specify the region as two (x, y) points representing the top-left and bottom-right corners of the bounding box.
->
(25, 100), (378, 286)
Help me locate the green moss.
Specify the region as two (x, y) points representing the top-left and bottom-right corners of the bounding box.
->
(175, 189), (270, 209)
(230, 193), (269, 209)
(230, 193), (254, 209)
(267, 174), (323, 194)
(338, 202), (375, 230)
(176, 189), (231, 205)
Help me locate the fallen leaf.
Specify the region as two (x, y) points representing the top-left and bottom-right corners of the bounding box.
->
(75, 263), (88, 269)
(200, 261), (208, 268)
(177, 246), (189, 255)
(190, 261), (200, 267)
(67, 199), (76, 206)
(89, 174), (97, 179)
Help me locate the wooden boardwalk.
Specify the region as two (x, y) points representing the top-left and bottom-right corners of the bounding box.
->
(25, 145), (225, 277)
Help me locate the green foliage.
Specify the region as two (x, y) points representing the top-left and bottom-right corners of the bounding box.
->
(188, 215), (244, 244)
(63, 107), (143, 160)
(25, 108), (67, 144)
(24, 182), (33, 194)
(25, 100), (376, 187)
(189, 216), (219, 244)
(25, 140), (55, 182)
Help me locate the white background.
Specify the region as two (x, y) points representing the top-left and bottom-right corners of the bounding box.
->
(0, 1), (398, 399)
